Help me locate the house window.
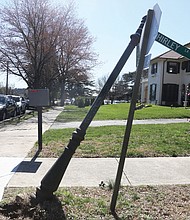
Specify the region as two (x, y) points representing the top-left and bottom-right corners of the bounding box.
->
(167, 61), (180, 74)
(149, 84), (157, 101)
(151, 63), (157, 74)
(182, 61), (190, 72)
(162, 84), (179, 103)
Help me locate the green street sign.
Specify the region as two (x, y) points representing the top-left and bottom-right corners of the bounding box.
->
(156, 32), (190, 59)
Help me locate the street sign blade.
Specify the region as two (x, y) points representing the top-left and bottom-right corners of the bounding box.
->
(156, 32), (190, 60)
(146, 4), (162, 54)
(137, 4), (162, 66)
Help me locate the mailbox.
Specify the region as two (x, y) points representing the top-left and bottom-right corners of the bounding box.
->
(28, 89), (49, 107)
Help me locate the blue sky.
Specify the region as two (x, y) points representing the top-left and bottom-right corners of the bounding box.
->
(2, 0), (190, 87)
(73, 0), (190, 82)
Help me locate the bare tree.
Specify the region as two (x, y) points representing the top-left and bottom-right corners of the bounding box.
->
(0, 0), (97, 95)
(97, 72), (135, 103)
(97, 75), (108, 91)
(0, 0), (62, 88)
(56, 4), (97, 105)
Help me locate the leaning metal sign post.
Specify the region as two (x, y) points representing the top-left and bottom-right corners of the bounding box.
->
(110, 4), (161, 213)
(36, 16), (147, 201)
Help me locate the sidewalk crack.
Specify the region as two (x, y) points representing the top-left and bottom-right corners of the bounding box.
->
(115, 158), (132, 186)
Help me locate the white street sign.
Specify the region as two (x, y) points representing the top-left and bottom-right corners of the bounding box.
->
(146, 4), (162, 54)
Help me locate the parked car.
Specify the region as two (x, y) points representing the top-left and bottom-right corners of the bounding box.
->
(64, 99), (71, 105)
(8, 95), (27, 115)
(25, 98), (29, 110)
(0, 95), (17, 120)
(25, 98), (36, 110)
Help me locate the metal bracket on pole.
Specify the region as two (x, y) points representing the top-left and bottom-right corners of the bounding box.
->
(36, 15), (147, 202)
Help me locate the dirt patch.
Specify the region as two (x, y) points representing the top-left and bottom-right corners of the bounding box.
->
(0, 185), (190, 219)
(0, 192), (66, 220)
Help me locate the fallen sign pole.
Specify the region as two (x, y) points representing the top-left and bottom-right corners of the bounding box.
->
(156, 32), (190, 59)
(110, 8), (155, 213)
(36, 15), (147, 201)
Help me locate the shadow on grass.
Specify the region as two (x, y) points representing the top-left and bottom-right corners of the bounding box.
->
(0, 194), (66, 219)
(111, 210), (123, 220)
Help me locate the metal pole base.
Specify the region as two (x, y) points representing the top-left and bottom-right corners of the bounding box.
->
(36, 187), (54, 202)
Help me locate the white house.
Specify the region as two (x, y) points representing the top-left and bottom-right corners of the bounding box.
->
(141, 43), (190, 106)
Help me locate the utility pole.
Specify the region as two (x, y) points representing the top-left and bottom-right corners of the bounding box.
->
(5, 61), (9, 95)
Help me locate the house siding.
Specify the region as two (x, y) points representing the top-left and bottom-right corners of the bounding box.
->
(143, 57), (190, 106)
(147, 59), (163, 105)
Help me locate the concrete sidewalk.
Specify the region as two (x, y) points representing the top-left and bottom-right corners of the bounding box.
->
(0, 107), (64, 157)
(50, 118), (189, 129)
(0, 107), (63, 200)
(7, 157), (190, 188)
(0, 107), (190, 201)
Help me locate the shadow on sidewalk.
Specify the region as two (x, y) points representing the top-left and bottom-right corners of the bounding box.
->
(12, 150), (42, 173)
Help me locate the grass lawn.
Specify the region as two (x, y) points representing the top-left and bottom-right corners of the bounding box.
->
(56, 104), (190, 122)
(1, 105), (190, 219)
(29, 123), (190, 158)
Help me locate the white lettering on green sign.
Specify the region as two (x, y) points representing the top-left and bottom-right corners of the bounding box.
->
(156, 32), (190, 59)
(156, 33), (181, 51)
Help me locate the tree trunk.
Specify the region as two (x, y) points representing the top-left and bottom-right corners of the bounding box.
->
(60, 79), (66, 106)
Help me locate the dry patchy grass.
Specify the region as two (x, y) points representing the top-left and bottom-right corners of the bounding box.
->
(1, 185), (190, 219)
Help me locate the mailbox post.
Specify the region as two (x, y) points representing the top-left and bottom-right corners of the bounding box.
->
(28, 89), (49, 150)
(37, 106), (43, 150)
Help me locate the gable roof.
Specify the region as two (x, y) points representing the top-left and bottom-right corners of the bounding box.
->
(152, 42), (190, 61)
